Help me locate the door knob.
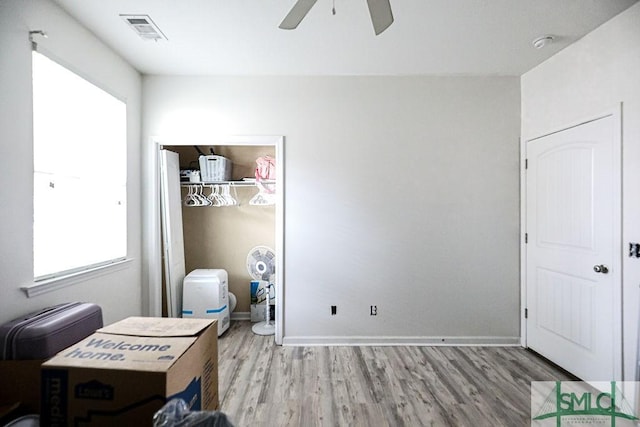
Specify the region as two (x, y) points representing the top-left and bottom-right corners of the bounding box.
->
(593, 264), (609, 274)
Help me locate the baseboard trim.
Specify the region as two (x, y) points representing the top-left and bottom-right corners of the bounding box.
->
(282, 336), (521, 346)
(231, 311), (250, 321)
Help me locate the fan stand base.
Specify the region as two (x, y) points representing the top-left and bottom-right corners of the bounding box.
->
(252, 321), (275, 336)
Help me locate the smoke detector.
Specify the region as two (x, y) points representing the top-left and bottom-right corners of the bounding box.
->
(120, 15), (167, 41)
(532, 35), (554, 49)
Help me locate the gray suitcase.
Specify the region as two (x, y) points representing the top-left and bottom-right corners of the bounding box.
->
(0, 302), (103, 360)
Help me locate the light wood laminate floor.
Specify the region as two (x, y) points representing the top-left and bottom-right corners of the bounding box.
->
(217, 321), (574, 426)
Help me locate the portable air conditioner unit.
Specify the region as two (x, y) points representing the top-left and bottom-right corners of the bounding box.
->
(182, 269), (230, 336)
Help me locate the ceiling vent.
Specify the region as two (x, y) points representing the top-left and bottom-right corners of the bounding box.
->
(120, 14), (167, 41)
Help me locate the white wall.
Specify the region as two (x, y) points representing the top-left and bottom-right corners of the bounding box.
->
(522, 3), (640, 380)
(143, 75), (521, 343)
(0, 0), (142, 325)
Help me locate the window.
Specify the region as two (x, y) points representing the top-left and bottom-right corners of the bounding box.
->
(32, 51), (127, 280)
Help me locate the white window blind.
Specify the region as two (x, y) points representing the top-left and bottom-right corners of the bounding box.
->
(32, 50), (127, 280)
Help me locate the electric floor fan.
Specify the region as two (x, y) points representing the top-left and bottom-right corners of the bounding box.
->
(246, 246), (276, 336)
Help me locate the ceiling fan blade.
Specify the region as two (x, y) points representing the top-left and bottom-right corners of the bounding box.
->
(279, 0), (319, 30)
(366, 0), (394, 35)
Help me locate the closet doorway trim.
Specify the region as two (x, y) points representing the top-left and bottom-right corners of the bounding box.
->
(146, 135), (285, 345)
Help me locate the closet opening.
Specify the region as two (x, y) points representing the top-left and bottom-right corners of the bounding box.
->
(147, 136), (284, 344)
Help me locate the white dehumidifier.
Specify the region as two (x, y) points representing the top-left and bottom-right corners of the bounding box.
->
(182, 269), (230, 336)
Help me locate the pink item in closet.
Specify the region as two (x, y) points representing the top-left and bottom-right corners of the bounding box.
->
(255, 156), (275, 181)
(255, 155), (276, 195)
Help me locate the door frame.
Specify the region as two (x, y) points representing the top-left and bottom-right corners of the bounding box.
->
(520, 105), (623, 378)
(144, 135), (285, 345)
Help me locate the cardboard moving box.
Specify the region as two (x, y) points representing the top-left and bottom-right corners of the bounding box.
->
(40, 317), (218, 426)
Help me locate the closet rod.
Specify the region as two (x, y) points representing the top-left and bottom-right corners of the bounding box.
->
(181, 180), (275, 187)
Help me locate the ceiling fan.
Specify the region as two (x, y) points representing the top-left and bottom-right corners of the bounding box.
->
(279, 0), (394, 36)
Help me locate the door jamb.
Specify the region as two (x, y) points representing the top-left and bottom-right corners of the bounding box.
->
(144, 135), (285, 345)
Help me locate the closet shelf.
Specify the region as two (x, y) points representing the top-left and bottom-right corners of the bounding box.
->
(181, 180), (275, 187)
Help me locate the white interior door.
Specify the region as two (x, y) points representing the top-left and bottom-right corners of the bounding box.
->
(160, 149), (186, 318)
(525, 114), (621, 381)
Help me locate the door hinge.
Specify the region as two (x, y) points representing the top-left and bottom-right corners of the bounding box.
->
(525, 233), (528, 243)
(525, 308), (528, 319)
(525, 158), (528, 169)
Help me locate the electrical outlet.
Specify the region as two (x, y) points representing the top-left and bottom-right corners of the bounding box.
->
(629, 242), (640, 258)
(331, 305), (337, 315)
(370, 305), (377, 316)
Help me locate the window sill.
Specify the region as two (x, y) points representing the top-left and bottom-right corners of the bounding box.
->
(21, 258), (133, 297)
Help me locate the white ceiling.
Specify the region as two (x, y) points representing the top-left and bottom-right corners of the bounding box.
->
(53, 0), (638, 76)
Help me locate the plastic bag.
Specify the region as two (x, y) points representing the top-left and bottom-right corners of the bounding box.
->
(153, 399), (234, 427)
